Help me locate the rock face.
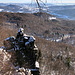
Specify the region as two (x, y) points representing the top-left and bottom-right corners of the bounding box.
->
(0, 32), (40, 75)
(4, 36), (15, 50)
(0, 48), (13, 74)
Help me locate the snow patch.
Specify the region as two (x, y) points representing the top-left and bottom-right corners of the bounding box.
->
(0, 9), (3, 11)
(49, 17), (56, 20)
(35, 61), (39, 68)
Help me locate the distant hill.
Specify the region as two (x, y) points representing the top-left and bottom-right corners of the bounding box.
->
(0, 3), (75, 20)
(48, 5), (75, 20)
(0, 4), (30, 13)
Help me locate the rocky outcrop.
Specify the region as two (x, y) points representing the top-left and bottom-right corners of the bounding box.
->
(0, 35), (40, 75)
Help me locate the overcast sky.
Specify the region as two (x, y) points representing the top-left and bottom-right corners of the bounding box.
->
(0, 0), (75, 3)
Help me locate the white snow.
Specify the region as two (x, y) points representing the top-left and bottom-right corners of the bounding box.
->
(56, 38), (62, 42)
(35, 61), (39, 68)
(0, 9), (3, 12)
(49, 17), (56, 20)
(0, 48), (3, 53)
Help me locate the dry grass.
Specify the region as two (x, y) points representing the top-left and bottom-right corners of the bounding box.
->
(1, 12), (75, 36)
(0, 12), (75, 75)
(0, 26), (17, 46)
(35, 36), (75, 75)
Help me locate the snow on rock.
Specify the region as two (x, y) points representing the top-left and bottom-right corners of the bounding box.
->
(35, 61), (39, 68)
(48, 17), (56, 20)
(63, 34), (70, 40)
(34, 44), (38, 51)
(0, 9), (3, 12)
(0, 48), (3, 53)
(55, 38), (62, 42)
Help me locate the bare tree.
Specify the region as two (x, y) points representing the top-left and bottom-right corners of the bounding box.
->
(35, 0), (47, 13)
(36, 0), (41, 12)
